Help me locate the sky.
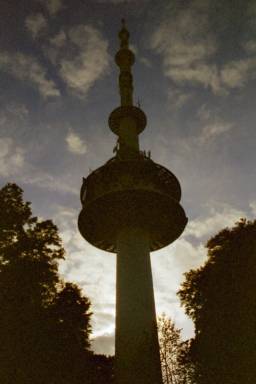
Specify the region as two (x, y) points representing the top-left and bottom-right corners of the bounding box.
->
(1, 0), (256, 355)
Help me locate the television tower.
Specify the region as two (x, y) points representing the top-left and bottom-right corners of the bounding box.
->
(78, 20), (187, 384)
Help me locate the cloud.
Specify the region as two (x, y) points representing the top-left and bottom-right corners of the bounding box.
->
(150, 0), (256, 96)
(22, 172), (78, 195)
(151, 237), (206, 341)
(39, 0), (64, 16)
(0, 103), (31, 148)
(249, 201), (256, 216)
(0, 140), (77, 196)
(0, 52), (60, 98)
(150, 1), (221, 94)
(0, 107), (78, 195)
(185, 203), (246, 239)
(66, 130), (87, 155)
(197, 105), (234, 143)
(5, 103), (29, 120)
(168, 88), (193, 109)
(53, 25), (110, 98)
(127, 44), (152, 68)
(44, 31), (67, 65)
(44, 24), (109, 98)
(139, 56), (152, 68)
(50, 30), (66, 47)
(244, 40), (256, 54)
(197, 104), (234, 144)
(0, 103), (29, 131)
(0, 137), (25, 177)
(0, 151), (78, 195)
(47, 0), (63, 15)
(200, 121), (233, 143)
(25, 13), (47, 39)
(91, 333), (115, 356)
(220, 58), (256, 89)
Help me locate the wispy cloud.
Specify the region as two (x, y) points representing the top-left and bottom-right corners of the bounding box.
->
(244, 40), (256, 54)
(0, 137), (25, 177)
(91, 333), (115, 355)
(139, 56), (152, 68)
(220, 57), (256, 89)
(150, 0), (256, 97)
(0, 103), (29, 130)
(185, 203), (246, 239)
(66, 130), (87, 155)
(0, 103), (30, 149)
(22, 172), (78, 195)
(200, 121), (233, 143)
(127, 44), (152, 68)
(25, 13), (48, 39)
(168, 88), (193, 109)
(55, 25), (110, 98)
(0, 52), (60, 98)
(0, 132), (78, 195)
(50, 30), (66, 48)
(45, 25), (110, 98)
(249, 201), (256, 216)
(197, 105), (234, 143)
(150, 1), (220, 94)
(39, 0), (64, 16)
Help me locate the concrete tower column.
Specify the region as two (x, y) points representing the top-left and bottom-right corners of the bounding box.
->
(116, 227), (163, 384)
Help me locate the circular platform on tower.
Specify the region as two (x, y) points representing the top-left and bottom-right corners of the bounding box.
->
(109, 106), (147, 135)
(78, 156), (187, 253)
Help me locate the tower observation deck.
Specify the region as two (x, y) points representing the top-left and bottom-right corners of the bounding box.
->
(78, 20), (187, 384)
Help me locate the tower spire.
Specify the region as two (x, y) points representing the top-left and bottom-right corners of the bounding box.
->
(115, 19), (135, 106)
(109, 20), (147, 159)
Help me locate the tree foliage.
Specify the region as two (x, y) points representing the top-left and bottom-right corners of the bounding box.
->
(158, 313), (194, 384)
(0, 183), (113, 384)
(178, 219), (256, 384)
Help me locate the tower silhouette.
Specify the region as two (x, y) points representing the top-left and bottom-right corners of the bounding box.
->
(78, 20), (187, 384)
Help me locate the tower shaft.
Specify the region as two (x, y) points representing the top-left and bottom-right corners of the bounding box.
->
(116, 227), (163, 384)
(78, 20), (187, 384)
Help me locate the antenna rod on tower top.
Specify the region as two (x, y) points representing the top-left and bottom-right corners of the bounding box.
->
(115, 20), (135, 106)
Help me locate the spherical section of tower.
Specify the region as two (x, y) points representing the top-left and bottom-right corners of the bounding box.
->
(78, 156), (187, 253)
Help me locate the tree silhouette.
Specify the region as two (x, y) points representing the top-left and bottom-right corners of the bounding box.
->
(0, 183), (113, 384)
(178, 219), (256, 384)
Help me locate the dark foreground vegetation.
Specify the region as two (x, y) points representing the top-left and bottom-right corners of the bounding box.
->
(0, 183), (113, 384)
(178, 218), (256, 384)
(0, 182), (255, 384)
